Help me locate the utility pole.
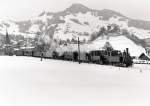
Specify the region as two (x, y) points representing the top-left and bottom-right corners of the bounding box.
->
(5, 29), (11, 55)
(26, 33), (27, 51)
(78, 37), (80, 64)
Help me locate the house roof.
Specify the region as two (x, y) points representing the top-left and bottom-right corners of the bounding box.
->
(139, 53), (150, 60)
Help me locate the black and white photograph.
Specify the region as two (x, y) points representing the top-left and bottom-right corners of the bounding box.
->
(0, 0), (150, 106)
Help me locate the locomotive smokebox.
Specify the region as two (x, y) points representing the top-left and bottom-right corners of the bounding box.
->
(126, 48), (129, 54)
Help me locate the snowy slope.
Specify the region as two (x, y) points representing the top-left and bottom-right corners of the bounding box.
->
(0, 56), (150, 106)
(53, 13), (127, 41)
(53, 12), (150, 41)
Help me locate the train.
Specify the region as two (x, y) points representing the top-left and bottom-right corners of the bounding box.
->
(13, 47), (133, 67)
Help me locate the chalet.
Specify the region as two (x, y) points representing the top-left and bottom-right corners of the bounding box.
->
(139, 53), (150, 60)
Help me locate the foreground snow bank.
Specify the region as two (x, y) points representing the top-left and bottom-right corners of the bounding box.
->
(0, 56), (150, 106)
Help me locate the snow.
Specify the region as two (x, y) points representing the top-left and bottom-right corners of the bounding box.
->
(108, 16), (129, 28)
(53, 12), (150, 42)
(53, 12), (103, 41)
(107, 17), (150, 39)
(28, 24), (40, 33)
(129, 27), (150, 39)
(33, 14), (53, 24)
(0, 56), (150, 106)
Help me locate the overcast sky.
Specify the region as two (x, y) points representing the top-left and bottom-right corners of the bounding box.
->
(0, 0), (150, 21)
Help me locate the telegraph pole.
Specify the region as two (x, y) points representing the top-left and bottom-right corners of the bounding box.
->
(26, 33), (27, 51)
(78, 37), (80, 64)
(5, 28), (11, 55)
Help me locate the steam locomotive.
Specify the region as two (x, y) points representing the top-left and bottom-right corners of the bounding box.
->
(89, 48), (133, 67)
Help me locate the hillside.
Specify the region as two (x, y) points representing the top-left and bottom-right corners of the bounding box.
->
(0, 3), (149, 55)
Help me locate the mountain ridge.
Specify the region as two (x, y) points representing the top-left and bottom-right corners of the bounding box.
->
(0, 3), (150, 56)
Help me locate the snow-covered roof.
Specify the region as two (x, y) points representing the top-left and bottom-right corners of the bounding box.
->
(20, 46), (35, 49)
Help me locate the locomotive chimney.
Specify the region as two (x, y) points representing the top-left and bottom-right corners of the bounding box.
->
(126, 48), (129, 54)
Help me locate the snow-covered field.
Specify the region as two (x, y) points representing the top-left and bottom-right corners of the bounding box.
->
(0, 56), (150, 106)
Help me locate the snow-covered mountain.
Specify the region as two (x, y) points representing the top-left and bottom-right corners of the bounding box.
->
(0, 3), (150, 56)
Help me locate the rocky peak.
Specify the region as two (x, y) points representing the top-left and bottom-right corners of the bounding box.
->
(65, 3), (90, 14)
